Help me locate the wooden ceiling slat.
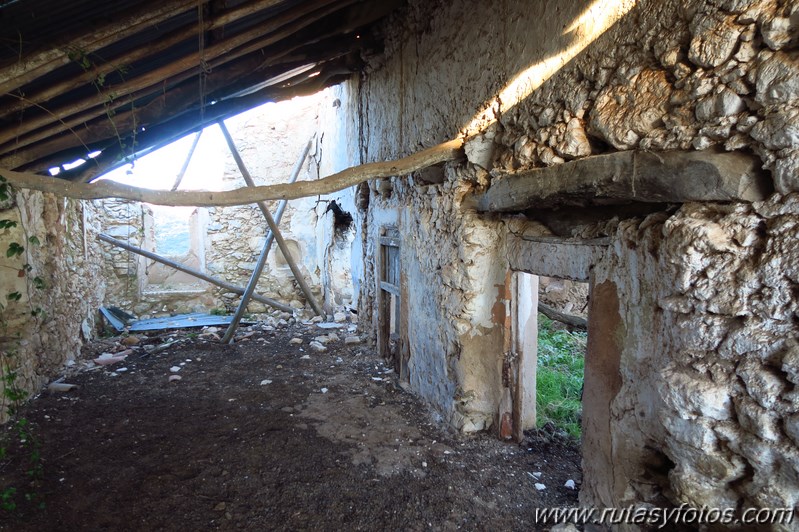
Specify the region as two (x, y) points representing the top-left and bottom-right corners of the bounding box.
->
(65, 68), (354, 183)
(0, 0), (353, 150)
(0, 37), (363, 170)
(0, 0), (287, 120)
(0, 0), (212, 96)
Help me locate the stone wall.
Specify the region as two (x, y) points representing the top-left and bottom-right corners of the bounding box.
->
(98, 199), (147, 312)
(575, 194), (799, 519)
(0, 190), (105, 421)
(351, 0), (799, 522)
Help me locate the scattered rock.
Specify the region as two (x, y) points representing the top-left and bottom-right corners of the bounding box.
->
(534, 483), (546, 491)
(260, 379), (273, 385)
(310, 316), (323, 323)
(120, 336), (141, 346)
(309, 341), (327, 353)
(564, 479), (576, 489)
(289, 338), (303, 345)
(169, 366), (182, 373)
(214, 502), (226, 512)
(761, 16), (793, 51)
(313, 335), (331, 344)
(589, 69), (672, 150)
(344, 336), (361, 345)
(333, 312), (347, 323)
(320, 388), (329, 394)
(168, 375), (182, 382)
(94, 353), (128, 366)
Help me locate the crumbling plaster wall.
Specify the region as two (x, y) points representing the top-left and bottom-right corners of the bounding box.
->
(354, 0), (799, 519)
(0, 191), (104, 420)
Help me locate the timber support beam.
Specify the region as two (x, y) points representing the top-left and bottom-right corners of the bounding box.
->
(475, 150), (772, 213)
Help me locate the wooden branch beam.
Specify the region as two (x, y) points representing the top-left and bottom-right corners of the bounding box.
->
(218, 120), (324, 317)
(0, 0), (352, 148)
(538, 302), (587, 331)
(0, 0), (209, 96)
(475, 150), (773, 212)
(97, 233), (293, 313)
(221, 137), (313, 343)
(0, 139), (463, 204)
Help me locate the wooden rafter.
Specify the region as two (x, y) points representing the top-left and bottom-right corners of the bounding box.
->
(0, 37), (362, 170)
(0, 0), (211, 96)
(0, 0), (353, 149)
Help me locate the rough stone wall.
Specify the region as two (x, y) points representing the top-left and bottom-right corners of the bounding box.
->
(353, 0), (799, 521)
(98, 199), (147, 311)
(577, 194), (799, 520)
(0, 191), (105, 421)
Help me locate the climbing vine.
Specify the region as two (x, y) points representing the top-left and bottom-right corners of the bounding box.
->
(0, 175), (46, 514)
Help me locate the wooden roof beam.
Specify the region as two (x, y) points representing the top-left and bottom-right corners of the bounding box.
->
(0, 0), (212, 96)
(0, 37), (361, 170)
(0, 139), (466, 206)
(0, 0), (354, 148)
(0, 0), (287, 120)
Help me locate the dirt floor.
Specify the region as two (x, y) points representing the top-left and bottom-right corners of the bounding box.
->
(0, 321), (581, 531)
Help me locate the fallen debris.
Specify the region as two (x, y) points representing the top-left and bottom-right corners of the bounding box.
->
(48, 381), (78, 393)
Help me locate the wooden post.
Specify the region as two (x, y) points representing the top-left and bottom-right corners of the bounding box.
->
(171, 131), (203, 191)
(98, 233), (293, 313)
(217, 121), (324, 316)
(221, 137), (313, 343)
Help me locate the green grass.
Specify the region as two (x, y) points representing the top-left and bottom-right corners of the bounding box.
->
(536, 313), (587, 439)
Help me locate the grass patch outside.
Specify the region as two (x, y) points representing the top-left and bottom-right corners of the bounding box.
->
(536, 313), (587, 439)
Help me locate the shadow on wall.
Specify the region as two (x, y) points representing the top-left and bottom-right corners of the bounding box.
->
(463, 0), (635, 136)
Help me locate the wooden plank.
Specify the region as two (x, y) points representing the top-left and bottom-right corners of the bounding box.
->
(0, 0), (209, 96)
(475, 150), (772, 212)
(60, 69), (351, 183)
(170, 131), (203, 191)
(507, 235), (607, 282)
(221, 137), (313, 343)
(0, 0), (288, 120)
(379, 281), (400, 296)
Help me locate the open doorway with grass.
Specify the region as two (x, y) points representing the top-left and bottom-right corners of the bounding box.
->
(510, 271), (589, 440)
(535, 276), (588, 439)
